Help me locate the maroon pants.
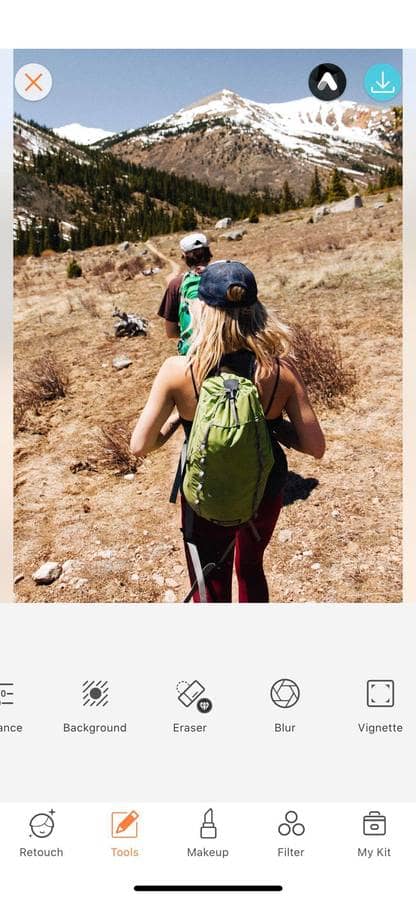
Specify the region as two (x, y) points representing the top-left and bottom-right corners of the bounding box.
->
(181, 491), (283, 603)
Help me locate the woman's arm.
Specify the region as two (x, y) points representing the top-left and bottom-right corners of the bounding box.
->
(283, 362), (326, 459)
(130, 359), (177, 457)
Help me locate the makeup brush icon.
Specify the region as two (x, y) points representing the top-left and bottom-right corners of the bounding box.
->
(200, 808), (217, 839)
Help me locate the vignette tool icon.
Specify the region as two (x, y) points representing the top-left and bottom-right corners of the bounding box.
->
(112, 810), (139, 839)
(366, 680), (394, 708)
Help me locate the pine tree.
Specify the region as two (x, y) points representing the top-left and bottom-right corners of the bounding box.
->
(279, 180), (296, 213)
(27, 221), (40, 257)
(327, 168), (349, 202)
(46, 217), (61, 251)
(308, 167), (323, 206)
(179, 204), (197, 231)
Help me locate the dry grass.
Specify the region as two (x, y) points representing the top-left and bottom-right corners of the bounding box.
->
(79, 293), (100, 317)
(14, 351), (68, 429)
(291, 323), (357, 407)
(94, 421), (139, 474)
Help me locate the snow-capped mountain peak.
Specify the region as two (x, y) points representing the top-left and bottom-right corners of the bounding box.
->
(141, 89), (392, 155)
(53, 123), (115, 146)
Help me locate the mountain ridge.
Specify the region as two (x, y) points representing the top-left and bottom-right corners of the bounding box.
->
(102, 88), (401, 194)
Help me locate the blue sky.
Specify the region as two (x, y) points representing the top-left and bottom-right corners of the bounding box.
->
(14, 49), (402, 132)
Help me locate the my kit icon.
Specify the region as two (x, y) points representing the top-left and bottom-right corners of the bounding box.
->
(363, 811), (387, 836)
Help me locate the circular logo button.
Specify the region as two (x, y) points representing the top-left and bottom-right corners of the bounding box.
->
(15, 63), (53, 102)
(308, 63), (347, 101)
(364, 63), (401, 103)
(270, 678), (300, 708)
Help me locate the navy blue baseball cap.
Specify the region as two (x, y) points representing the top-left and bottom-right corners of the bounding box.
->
(198, 260), (258, 309)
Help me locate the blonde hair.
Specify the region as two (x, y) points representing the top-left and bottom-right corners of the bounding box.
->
(187, 285), (292, 385)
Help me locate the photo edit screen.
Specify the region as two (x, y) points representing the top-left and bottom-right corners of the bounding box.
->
(0, 43), (414, 899)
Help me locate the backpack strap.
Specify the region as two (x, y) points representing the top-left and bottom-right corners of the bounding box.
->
(169, 440), (188, 505)
(190, 364), (199, 400)
(183, 533), (237, 603)
(264, 359), (280, 416)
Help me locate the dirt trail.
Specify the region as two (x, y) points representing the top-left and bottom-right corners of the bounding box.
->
(146, 239), (181, 285)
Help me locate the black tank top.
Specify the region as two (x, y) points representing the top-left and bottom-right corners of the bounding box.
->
(180, 349), (288, 497)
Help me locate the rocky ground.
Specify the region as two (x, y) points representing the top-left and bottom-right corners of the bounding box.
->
(14, 190), (402, 602)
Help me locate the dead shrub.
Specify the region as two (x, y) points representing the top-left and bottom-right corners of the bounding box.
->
(91, 259), (115, 276)
(117, 256), (146, 278)
(94, 421), (139, 474)
(14, 352), (68, 429)
(291, 323), (357, 407)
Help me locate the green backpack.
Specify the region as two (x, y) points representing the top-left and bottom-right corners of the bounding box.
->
(177, 271), (202, 356)
(182, 369), (275, 526)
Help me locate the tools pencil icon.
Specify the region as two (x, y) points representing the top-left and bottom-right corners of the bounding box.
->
(112, 810), (139, 838)
(200, 808), (217, 839)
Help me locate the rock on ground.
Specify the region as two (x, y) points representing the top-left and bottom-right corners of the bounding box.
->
(112, 356), (132, 371)
(32, 561), (62, 585)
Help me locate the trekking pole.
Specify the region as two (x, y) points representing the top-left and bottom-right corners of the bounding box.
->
(183, 538), (236, 603)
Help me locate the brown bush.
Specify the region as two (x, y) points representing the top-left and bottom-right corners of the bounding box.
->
(91, 259), (115, 276)
(291, 323), (357, 407)
(14, 352), (68, 429)
(94, 421), (139, 474)
(117, 256), (146, 278)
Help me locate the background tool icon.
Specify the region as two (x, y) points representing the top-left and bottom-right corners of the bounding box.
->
(112, 810), (139, 838)
(82, 680), (109, 707)
(200, 808), (217, 839)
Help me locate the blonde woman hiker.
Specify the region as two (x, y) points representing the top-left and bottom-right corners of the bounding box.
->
(131, 261), (325, 603)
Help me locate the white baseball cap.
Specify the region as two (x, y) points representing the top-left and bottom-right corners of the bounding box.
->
(179, 232), (209, 253)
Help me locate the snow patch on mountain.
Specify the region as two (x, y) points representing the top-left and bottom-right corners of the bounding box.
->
(53, 123), (115, 145)
(14, 119), (57, 159)
(130, 88), (393, 161)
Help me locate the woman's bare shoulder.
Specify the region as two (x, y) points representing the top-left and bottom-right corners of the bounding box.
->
(279, 357), (305, 388)
(158, 355), (188, 377)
